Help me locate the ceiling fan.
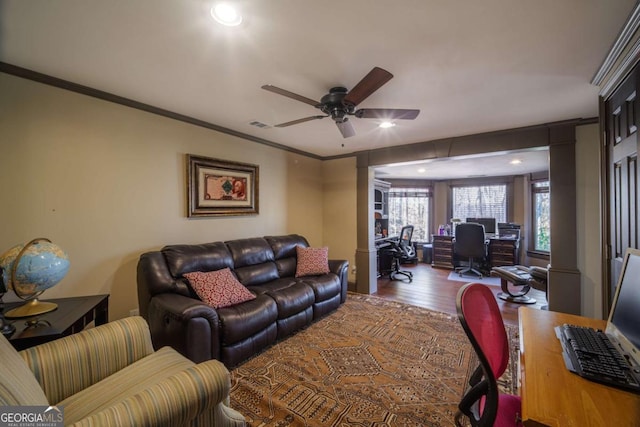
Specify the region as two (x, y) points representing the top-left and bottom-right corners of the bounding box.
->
(261, 67), (420, 138)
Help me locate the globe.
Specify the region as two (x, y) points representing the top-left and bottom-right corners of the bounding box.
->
(0, 238), (70, 318)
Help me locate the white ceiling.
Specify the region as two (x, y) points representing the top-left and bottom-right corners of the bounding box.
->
(375, 148), (549, 180)
(0, 0), (635, 161)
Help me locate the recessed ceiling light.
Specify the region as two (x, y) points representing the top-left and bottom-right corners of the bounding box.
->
(417, 168), (426, 173)
(379, 121), (395, 129)
(211, 3), (243, 26)
(510, 159), (522, 165)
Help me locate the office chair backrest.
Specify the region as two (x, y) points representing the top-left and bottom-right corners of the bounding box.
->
(454, 222), (486, 259)
(456, 283), (511, 426)
(399, 225), (415, 258)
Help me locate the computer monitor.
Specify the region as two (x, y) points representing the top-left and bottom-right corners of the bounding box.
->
(465, 217), (497, 235)
(606, 248), (640, 366)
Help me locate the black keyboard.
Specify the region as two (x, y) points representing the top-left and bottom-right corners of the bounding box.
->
(556, 324), (640, 393)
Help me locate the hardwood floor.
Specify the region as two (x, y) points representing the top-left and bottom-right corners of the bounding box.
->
(372, 262), (547, 328)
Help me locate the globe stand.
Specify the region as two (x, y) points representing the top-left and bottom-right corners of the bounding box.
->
(1, 237), (67, 320)
(24, 318), (51, 329)
(5, 298), (58, 318)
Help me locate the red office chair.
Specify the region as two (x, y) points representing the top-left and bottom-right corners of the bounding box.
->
(455, 283), (522, 427)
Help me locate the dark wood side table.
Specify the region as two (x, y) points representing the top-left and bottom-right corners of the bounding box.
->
(3, 294), (109, 351)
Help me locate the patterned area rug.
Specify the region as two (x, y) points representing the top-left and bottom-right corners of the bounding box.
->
(230, 293), (518, 427)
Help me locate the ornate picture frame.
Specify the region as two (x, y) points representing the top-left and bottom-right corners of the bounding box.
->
(187, 154), (259, 217)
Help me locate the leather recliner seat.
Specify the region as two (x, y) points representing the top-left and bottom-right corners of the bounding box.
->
(137, 234), (348, 367)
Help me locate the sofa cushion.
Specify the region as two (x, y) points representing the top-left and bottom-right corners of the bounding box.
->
(226, 237), (280, 286)
(266, 282), (315, 319)
(217, 294), (278, 345)
(162, 242), (233, 278)
(226, 237), (275, 267)
(59, 346), (193, 424)
(295, 246), (330, 277)
(247, 277), (298, 295)
(184, 268), (256, 309)
(234, 262), (280, 286)
(302, 273), (342, 302)
(266, 234), (309, 277)
(266, 234), (309, 259)
(0, 334), (48, 406)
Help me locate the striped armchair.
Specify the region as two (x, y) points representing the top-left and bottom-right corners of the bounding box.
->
(0, 316), (245, 427)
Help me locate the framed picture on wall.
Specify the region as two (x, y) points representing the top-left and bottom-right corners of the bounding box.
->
(187, 154), (259, 217)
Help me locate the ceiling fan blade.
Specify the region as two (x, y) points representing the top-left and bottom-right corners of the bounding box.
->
(336, 119), (356, 138)
(343, 67), (393, 107)
(274, 115), (326, 127)
(261, 85), (320, 107)
(355, 108), (420, 120)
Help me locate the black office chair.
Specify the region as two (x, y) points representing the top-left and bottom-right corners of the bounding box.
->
(383, 225), (417, 281)
(454, 222), (488, 279)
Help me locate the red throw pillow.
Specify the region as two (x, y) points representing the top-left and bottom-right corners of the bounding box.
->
(295, 246), (330, 277)
(184, 268), (256, 309)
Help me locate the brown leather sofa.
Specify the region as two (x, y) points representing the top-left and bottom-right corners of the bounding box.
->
(137, 234), (348, 368)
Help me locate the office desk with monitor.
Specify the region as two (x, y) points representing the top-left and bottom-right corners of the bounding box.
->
(430, 235), (520, 269)
(518, 307), (640, 426)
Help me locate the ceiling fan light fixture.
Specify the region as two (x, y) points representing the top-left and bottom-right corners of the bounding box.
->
(211, 3), (243, 26)
(261, 67), (420, 138)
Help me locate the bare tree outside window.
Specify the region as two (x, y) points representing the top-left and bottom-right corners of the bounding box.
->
(451, 185), (507, 223)
(388, 188), (431, 241)
(533, 181), (550, 252)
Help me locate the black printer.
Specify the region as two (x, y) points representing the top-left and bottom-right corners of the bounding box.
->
(498, 223), (521, 239)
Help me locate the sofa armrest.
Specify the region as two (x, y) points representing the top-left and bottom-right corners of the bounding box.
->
(328, 259), (349, 303)
(69, 360), (246, 427)
(148, 293), (221, 363)
(19, 316), (154, 404)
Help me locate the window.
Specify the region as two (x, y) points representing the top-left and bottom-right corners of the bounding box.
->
(532, 180), (550, 252)
(451, 184), (507, 223)
(388, 188), (432, 241)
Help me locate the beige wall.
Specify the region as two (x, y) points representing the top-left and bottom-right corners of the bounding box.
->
(0, 73), (326, 320)
(322, 158), (358, 283)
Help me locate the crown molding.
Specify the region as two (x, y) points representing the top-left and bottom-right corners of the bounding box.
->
(592, 2), (640, 98)
(0, 62), (324, 160)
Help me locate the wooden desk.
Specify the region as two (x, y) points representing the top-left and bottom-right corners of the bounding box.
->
(519, 308), (640, 426)
(431, 236), (520, 270)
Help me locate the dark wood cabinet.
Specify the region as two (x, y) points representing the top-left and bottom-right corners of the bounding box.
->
(431, 235), (455, 269)
(488, 238), (520, 267)
(5, 294), (109, 350)
(431, 236), (520, 270)
(373, 179), (390, 218)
